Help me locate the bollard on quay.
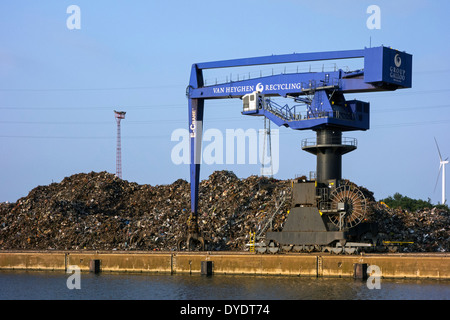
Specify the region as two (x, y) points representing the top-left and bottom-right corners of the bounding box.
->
(90, 259), (101, 274)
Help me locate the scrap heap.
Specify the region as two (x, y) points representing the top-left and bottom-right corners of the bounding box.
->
(0, 171), (448, 252)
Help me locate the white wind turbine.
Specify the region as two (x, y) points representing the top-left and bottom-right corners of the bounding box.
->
(434, 137), (449, 205)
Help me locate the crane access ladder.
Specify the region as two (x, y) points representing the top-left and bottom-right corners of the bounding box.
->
(247, 192), (288, 253)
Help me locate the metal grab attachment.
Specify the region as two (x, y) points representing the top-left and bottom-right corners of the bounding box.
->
(177, 213), (205, 251)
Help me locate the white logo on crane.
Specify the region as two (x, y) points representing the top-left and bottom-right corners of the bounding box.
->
(256, 83), (264, 93)
(394, 54), (402, 67)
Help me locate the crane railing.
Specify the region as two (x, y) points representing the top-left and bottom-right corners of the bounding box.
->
(256, 192), (288, 238)
(264, 99), (355, 124)
(301, 137), (358, 148)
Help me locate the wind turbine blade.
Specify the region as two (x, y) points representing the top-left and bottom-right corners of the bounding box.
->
(434, 164), (442, 193)
(434, 137), (443, 161)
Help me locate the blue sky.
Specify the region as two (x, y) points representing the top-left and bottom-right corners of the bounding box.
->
(1, 0), (449, 204)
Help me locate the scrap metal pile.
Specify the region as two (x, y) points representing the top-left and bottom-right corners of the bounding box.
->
(0, 171), (448, 252)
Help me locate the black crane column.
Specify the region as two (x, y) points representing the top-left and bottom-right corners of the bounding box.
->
(302, 128), (357, 184)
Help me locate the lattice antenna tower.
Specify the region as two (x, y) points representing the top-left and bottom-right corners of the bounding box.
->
(114, 110), (126, 179)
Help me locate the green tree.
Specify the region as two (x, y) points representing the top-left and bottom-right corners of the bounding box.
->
(380, 193), (436, 212)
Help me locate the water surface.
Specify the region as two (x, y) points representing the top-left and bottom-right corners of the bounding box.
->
(0, 270), (448, 300)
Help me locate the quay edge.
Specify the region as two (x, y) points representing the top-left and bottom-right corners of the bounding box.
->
(0, 251), (449, 280)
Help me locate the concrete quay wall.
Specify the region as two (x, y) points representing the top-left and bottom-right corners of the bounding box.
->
(0, 251), (449, 280)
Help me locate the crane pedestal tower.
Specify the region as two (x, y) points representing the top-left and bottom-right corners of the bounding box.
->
(302, 129), (357, 184)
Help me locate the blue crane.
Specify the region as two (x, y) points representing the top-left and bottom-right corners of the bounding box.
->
(181, 46), (412, 251)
